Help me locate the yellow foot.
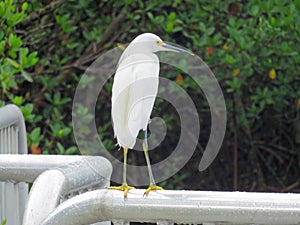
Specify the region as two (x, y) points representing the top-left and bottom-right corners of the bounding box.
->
(144, 183), (164, 196)
(107, 183), (135, 198)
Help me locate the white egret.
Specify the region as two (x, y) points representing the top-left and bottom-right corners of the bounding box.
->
(107, 33), (193, 198)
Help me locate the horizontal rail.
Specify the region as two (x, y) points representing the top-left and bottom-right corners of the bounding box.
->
(41, 189), (300, 225)
(0, 154), (109, 183)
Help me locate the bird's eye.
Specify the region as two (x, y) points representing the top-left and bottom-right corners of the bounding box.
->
(156, 40), (163, 46)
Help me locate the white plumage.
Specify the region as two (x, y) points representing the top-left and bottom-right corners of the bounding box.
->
(111, 33), (161, 148)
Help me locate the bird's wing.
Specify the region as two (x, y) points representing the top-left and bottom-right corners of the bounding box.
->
(111, 53), (159, 148)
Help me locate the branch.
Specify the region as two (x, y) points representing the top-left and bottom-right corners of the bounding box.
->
(21, 0), (65, 26)
(81, 8), (126, 61)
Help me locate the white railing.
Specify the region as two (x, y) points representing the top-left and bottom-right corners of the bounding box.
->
(0, 154), (112, 225)
(0, 105), (112, 225)
(1, 104), (300, 225)
(40, 189), (300, 225)
(0, 104), (28, 225)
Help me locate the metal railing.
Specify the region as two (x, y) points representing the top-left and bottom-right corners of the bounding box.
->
(41, 189), (300, 225)
(0, 105), (112, 225)
(0, 154), (112, 225)
(1, 104), (300, 225)
(0, 104), (28, 225)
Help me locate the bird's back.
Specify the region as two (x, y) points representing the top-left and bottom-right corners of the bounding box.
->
(111, 53), (159, 148)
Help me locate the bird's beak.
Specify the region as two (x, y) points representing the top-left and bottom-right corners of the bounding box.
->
(162, 42), (194, 56)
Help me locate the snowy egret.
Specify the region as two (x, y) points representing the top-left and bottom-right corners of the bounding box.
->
(107, 33), (193, 198)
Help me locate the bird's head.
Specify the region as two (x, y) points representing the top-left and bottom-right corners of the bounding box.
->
(130, 33), (194, 55)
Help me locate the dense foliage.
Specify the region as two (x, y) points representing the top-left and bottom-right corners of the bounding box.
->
(0, 0), (299, 192)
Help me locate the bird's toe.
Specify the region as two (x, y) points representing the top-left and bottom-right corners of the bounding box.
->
(144, 183), (164, 196)
(107, 183), (135, 199)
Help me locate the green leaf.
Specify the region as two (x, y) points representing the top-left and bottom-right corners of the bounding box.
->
(21, 71), (33, 82)
(21, 103), (33, 119)
(56, 142), (65, 155)
(19, 47), (29, 65)
(22, 2), (28, 11)
(225, 54), (237, 64)
(31, 127), (41, 140)
(0, 30), (4, 40)
(6, 58), (20, 68)
(0, 2), (5, 18)
(7, 11), (27, 27)
(57, 127), (71, 138)
(50, 124), (60, 134)
(12, 96), (24, 106)
(1, 218), (7, 225)
(168, 11), (176, 20)
(44, 93), (53, 103)
(206, 27), (215, 35)
(28, 51), (39, 66)
(8, 33), (22, 49)
(65, 146), (78, 155)
(250, 5), (259, 16)
(166, 12), (176, 33)
(0, 40), (5, 55)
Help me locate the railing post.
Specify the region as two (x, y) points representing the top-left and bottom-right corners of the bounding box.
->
(0, 104), (28, 225)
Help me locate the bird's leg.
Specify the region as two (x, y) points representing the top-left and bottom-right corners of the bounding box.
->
(107, 147), (135, 198)
(143, 129), (164, 196)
